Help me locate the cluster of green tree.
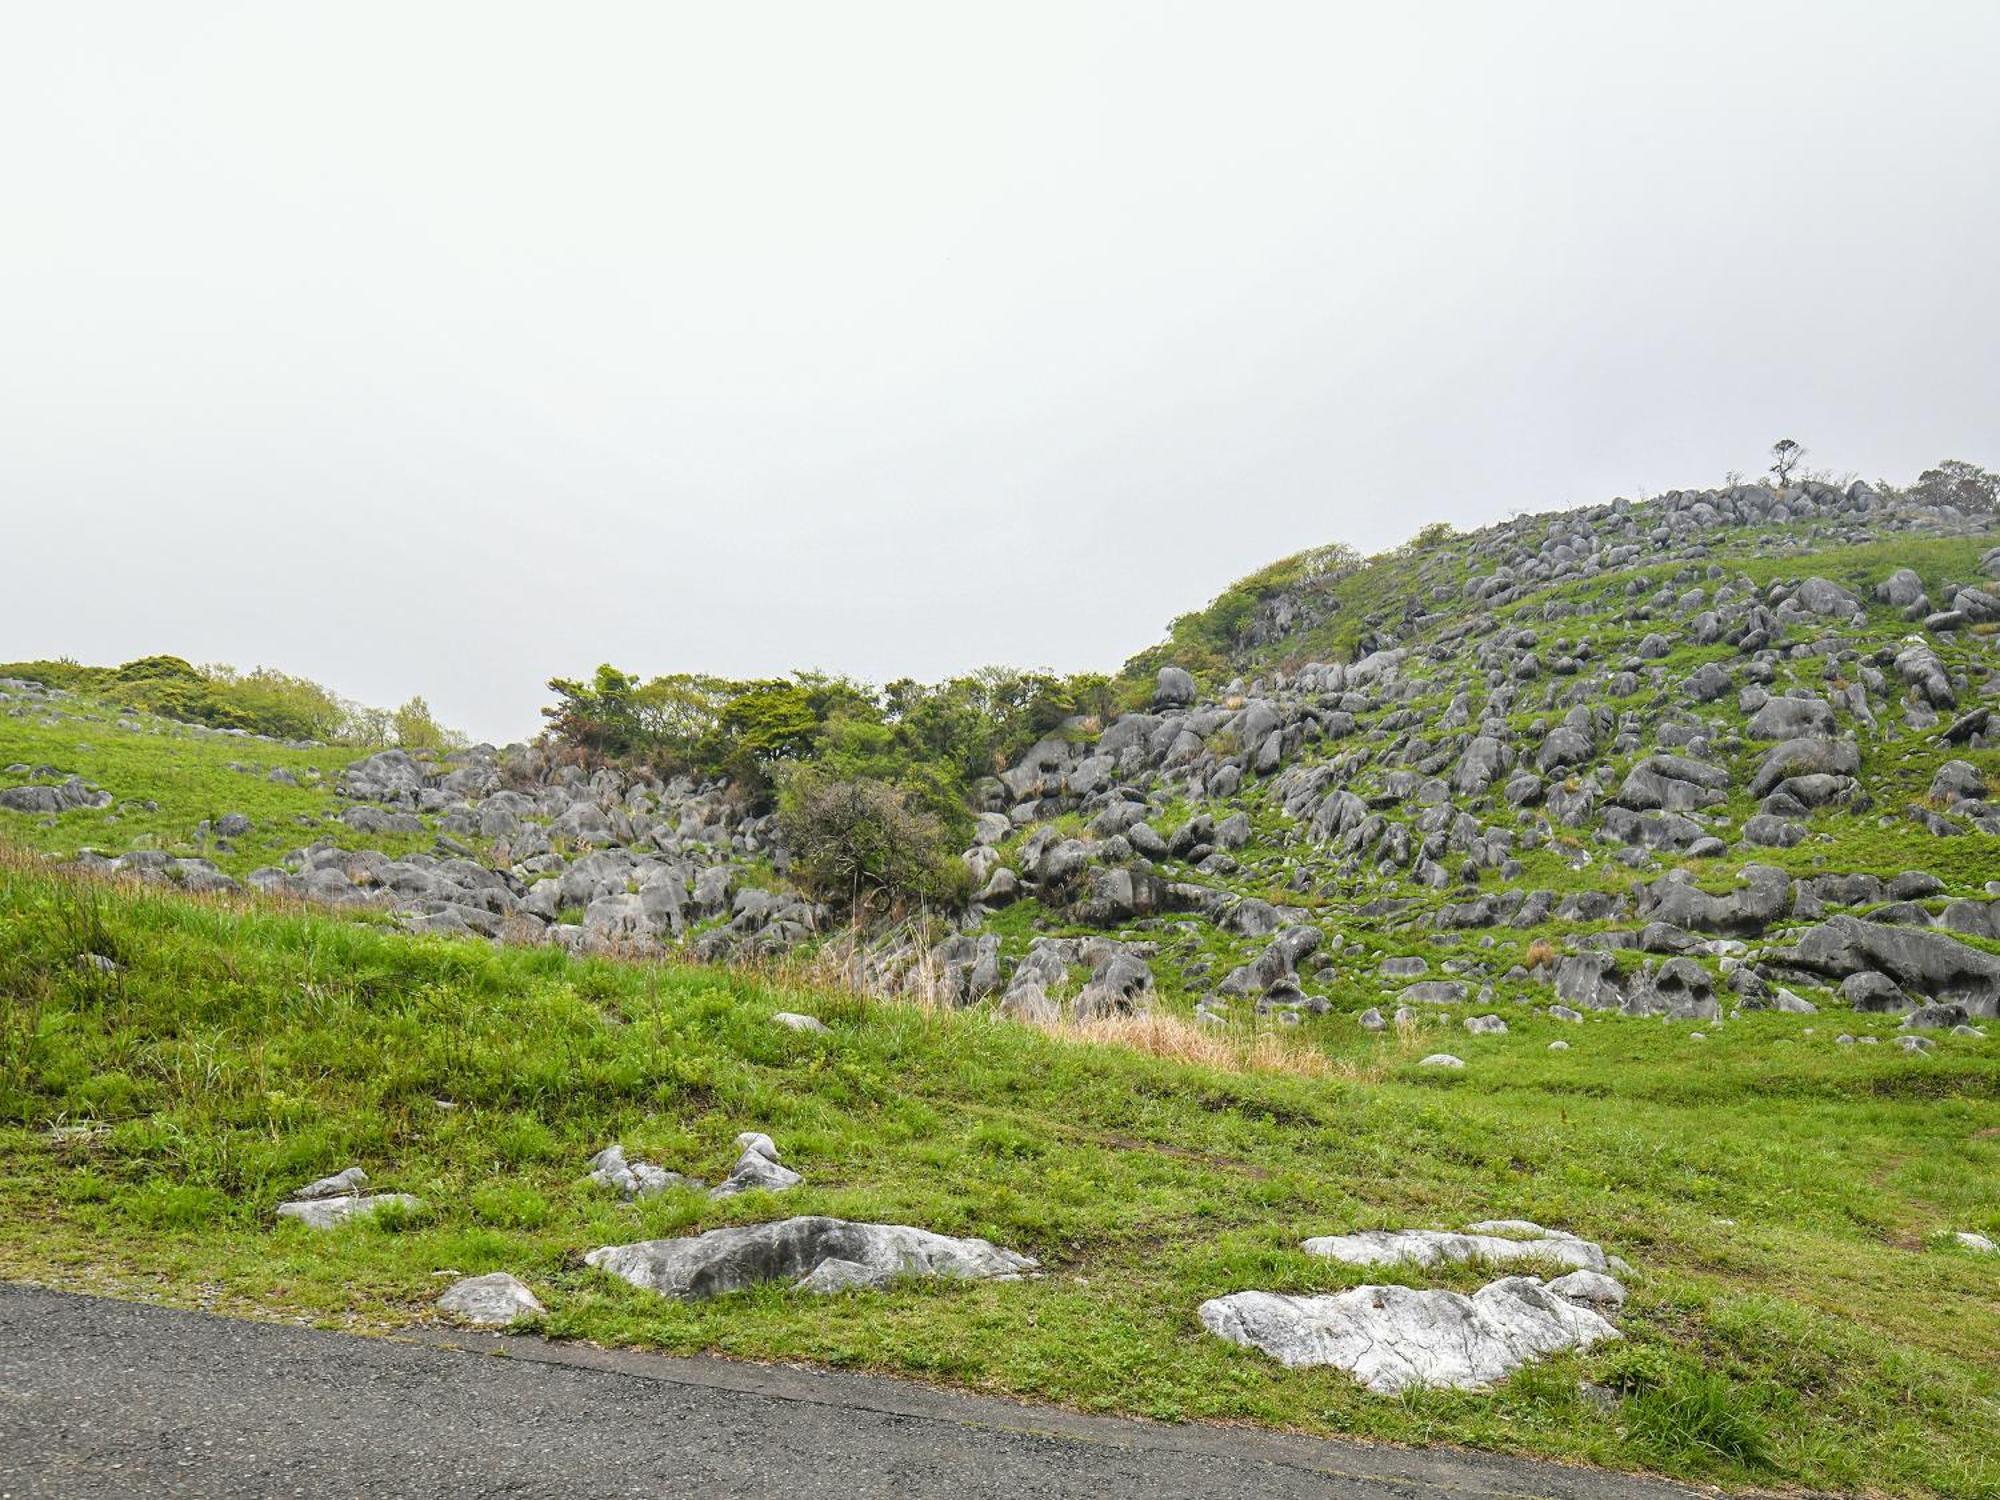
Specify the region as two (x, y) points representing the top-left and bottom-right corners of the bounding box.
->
(543, 663), (1156, 915)
(1892, 459), (1999, 513)
(0, 655), (462, 749)
(542, 663), (1140, 829)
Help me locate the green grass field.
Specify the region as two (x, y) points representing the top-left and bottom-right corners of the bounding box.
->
(1, 855), (1994, 1497)
(0, 693), (436, 877)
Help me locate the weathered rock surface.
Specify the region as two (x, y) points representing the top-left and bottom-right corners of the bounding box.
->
(1199, 1275), (1619, 1392)
(436, 1272), (546, 1325)
(585, 1216), (1037, 1299)
(1302, 1225), (1609, 1273)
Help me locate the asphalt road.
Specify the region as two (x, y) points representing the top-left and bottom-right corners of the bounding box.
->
(0, 1283), (1698, 1500)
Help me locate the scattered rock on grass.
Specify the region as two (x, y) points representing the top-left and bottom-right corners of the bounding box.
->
(585, 1215), (1038, 1300)
(1303, 1223), (1610, 1273)
(437, 1272), (545, 1325)
(709, 1132), (803, 1199)
(1199, 1274), (1619, 1392)
(588, 1145), (697, 1200)
(275, 1167), (420, 1229)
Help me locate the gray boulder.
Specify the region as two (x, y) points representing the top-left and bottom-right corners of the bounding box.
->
(1153, 667), (1197, 709)
(1749, 738), (1861, 798)
(1747, 696), (1835, 741)
(1790, 917), (2000, 1015)
(586, 1216), (1038, 1300)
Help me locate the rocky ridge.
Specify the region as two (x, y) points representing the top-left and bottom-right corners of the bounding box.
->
(10, 476), (2000, 1042)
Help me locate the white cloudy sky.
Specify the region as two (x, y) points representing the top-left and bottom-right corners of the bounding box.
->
(3, 2), (1996, 741)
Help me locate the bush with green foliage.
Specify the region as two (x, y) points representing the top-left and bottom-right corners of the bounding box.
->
(541, 662), (1133, 819)
(775, 767), (971, 915)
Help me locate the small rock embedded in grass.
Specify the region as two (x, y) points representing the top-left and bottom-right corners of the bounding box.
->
(771, 1012), (829, 1034)
(1952, 1231), (1997, 1254)
(1548, 1039), (1570, 1051)
(587, 1144), (696, 1200)
(710, 1132), (803, 1199)
(274, 1167), (420, 1229)
(437, 1272), (545, 1326)
(1463, 1014), (1507, 1035)
(1418, 1053), (1465, 1068)
(1304, 1224), (1610, 1273)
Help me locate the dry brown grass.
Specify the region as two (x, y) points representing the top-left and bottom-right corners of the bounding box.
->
(770, 924), (1395, 1080)
(1027, 1009), (1366, 1079)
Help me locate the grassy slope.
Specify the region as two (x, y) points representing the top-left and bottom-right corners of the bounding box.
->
(0, 695), (433, 878)
(1, 858), (1994, 1497)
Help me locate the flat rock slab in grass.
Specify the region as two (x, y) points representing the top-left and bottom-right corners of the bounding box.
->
(1303, 1225), (1608, 1273)
(276, 1193), (420, 1229)
(1199, 1274), (1619, 1392)
(585, 1215), (1038, 1300)
(436, 1272), (546, 1326)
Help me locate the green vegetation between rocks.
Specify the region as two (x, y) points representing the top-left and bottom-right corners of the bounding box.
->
(0, 857), (1993, 1498)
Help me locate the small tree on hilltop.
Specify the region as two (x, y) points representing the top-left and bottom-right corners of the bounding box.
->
(392, 695), (461, 751)
(1769, 438), (1805, 486)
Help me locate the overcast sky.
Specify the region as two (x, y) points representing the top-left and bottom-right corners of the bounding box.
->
(3, 2), (1996, 742)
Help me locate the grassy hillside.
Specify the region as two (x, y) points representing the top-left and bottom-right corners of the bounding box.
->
(0, 685), (439, 878)
(1, 855), (1994, 1497)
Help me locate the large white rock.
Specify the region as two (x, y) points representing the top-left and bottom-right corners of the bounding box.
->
(437, 1272), (546, 1325)
(586, 1216), (1038, 1300)
(1303, 1225), (1607, 1273)
(1200, 1275), (1619, 1392)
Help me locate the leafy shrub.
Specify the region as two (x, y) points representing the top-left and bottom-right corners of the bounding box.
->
(777, 768), (970, 915)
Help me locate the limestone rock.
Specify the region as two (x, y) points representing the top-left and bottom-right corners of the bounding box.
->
(586, 1215), (1037, 1300)
(437, 1272), (545, 1325)
(1302, 1225), (1608, 1273)
(1199, 1275), (1618, 1392)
